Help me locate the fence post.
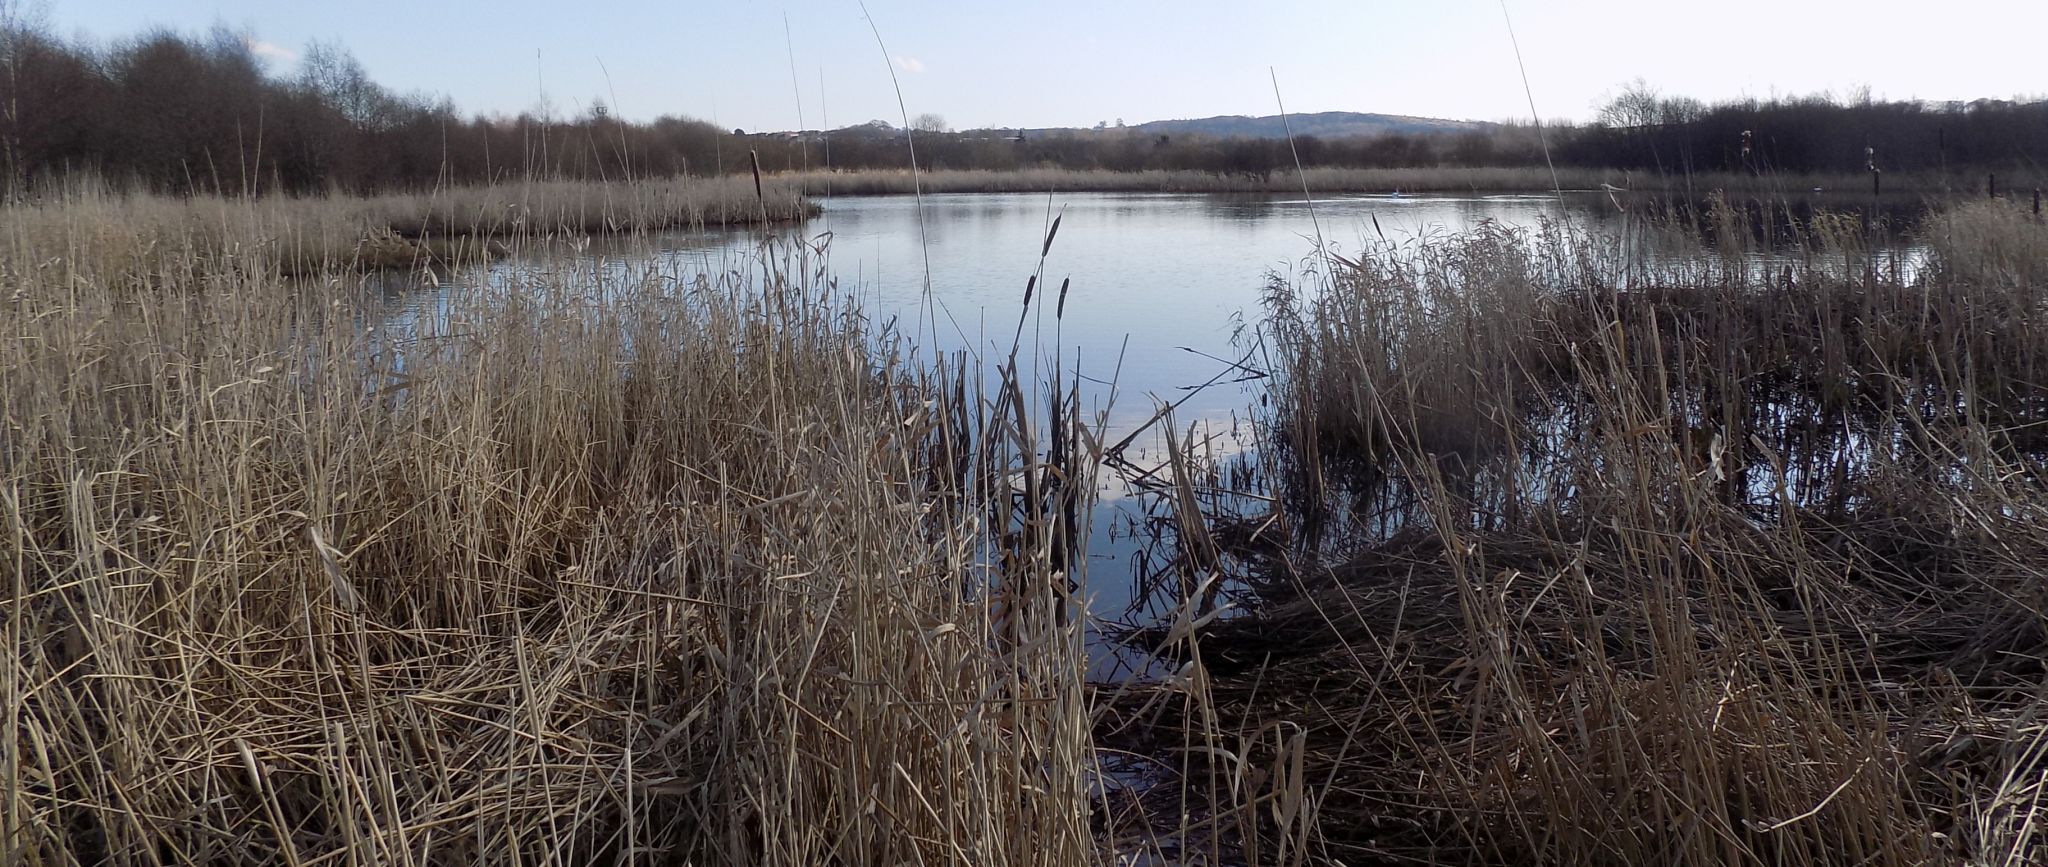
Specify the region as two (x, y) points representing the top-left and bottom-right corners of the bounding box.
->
(1989, 173), (1997, 199)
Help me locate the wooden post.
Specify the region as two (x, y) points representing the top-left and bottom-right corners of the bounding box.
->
(1989, 173), (1997, 199)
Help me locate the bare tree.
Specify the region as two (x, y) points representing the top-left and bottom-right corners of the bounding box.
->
(1599, 78), (1663, 129)
(0, 0), (48, 191)
(300, 40), (391, 131)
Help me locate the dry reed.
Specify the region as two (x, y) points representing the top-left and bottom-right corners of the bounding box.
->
(10, 175), (2045, 867)
(1, 198), (1099, 864)
(1105, 197), (2048, 865)
(1, 174), (817, 282)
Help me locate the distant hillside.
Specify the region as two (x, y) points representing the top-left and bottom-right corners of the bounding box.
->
(1008, 112), (1492, 140)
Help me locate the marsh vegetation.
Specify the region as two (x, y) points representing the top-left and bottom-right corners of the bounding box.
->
(6, 159), (2047, 865)
(1100, 197), (2048, 865)
(5, 16), (2048, 867)
(1, 182), (1097, 865)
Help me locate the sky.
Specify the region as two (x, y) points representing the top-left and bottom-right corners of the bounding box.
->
(29, 1), (2048, 132)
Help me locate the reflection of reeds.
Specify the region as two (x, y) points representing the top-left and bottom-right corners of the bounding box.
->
(1, 208), (1102, 865)
(1106, 198), (2048, 865)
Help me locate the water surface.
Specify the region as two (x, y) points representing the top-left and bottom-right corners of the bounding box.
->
(388, 190), (1911, 675)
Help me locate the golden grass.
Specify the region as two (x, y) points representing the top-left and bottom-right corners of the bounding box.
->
(2, 175), (817, 281)
(1, 199), (1098, 864)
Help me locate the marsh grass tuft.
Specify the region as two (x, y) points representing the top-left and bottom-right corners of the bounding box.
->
(1105, 197), (2048, 865)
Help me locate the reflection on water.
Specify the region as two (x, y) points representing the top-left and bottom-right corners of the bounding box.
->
(369, 190), (1926, 678)
(696, 193), (1643, 433)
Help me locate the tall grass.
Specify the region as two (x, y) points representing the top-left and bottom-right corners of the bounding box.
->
(1108, 198), (2048, 865)
(1, 199), (1098, 864)
(2, 174), (816, 280)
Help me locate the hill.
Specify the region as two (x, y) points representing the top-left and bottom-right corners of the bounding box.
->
(994, 111), (1492, 140)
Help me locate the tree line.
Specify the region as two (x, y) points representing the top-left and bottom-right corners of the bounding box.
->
(1559, 80), (2047, 181)
(2, 22), (2041, 196)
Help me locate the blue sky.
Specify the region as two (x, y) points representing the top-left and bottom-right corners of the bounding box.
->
(33, 1), (2048, 132)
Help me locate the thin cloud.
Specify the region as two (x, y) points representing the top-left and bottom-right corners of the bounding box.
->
(892, 55), (925, 74)
(244, 38), (300, 62)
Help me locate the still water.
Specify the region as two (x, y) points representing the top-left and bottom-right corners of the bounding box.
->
(669, 193), (1609, 621)
(390, 190), (1892, 674)
(693, 191), (1613, 440)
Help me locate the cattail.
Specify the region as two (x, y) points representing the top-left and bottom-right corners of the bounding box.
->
(1055, 277), (1071, 320)
(1022, 274), (1036, 309)
(1041, 213), (1062, 259)
(748, 149), (764, 204)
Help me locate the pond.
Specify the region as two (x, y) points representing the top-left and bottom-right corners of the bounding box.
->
(382, 189), (1922, 676)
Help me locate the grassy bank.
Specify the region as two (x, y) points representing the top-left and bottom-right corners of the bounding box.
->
(2, 176), (816, 280)
(789, 166), (1981, 197)
(1105, 198), (2048, 864)
(0, 205), (1100, 864)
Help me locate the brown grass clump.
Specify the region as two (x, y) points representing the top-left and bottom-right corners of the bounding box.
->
(1, 203), (1095, 864)
(1923, 198), (2048, 289)
(1106, 198), (2048, 865)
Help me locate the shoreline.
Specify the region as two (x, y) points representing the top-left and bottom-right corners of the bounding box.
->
(774, 166), (1989, 198)
(4, 169), (1994, 283)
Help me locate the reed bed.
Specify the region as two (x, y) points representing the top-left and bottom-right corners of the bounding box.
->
(9, 173), (2045, 867)
(1, 205), (1100, 864)
(1105, 198), (2048, 865)
(1, 175), (816, 281)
